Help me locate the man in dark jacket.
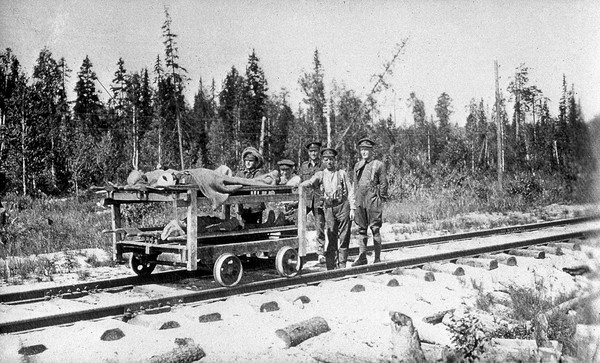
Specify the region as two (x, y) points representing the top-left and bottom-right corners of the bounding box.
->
(299, 141), (326, 264)
(352, 137), (388, 266)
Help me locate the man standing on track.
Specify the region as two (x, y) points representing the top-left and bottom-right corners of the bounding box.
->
(299, 141), (326, 264)
(352, 137), (388, 266)
(300, 148), (355, 270)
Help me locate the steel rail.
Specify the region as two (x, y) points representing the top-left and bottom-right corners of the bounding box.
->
(1, 226), (598, 334)
(1, 215), (597, 304)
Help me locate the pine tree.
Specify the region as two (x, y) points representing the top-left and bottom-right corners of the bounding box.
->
(299, 49), (327, 143)
(242, 50), (268, 151)
(73, 55), (103, 137)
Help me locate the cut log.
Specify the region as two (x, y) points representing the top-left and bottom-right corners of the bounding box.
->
(481, 253), (517, 266)
(148, 338), (206, 363)
(508, 249), (545, 259)
(455, 257), (498, 270)
(562, 265), (591, 276)
(275, 316), (330, 348)
(422, 262), (464, 276)
(528, 245), (563, 256)
(422, 309), (455, 325)
(389, 311), (426, 362)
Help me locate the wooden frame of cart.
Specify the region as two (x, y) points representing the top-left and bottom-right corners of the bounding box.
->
(100, 184), (307, 287)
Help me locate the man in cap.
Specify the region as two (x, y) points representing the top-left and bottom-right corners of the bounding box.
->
(352, 137), (388, 266)
(299, 141), (326, 264)
(235, 146), (266, 226)
(277, 159), (301, 186)
(300, 148), (355, 270)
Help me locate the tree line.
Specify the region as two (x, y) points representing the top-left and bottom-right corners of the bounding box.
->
(0, 10), (595, 198)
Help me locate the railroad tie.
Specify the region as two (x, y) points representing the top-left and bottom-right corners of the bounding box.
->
(391, 267), (436, 282)
(422, 262), (465, 276)
(549, 241), (581, 251)
(508, 249), (545, 259)
(455, 257), (498, 270)
(480, 253), (518, 266)
(528, 245), (563, 256)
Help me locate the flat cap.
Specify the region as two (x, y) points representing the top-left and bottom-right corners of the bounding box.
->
(241, 146), (264, 168)
(357, 137), (376, 149)
(305, 141), (322, 151)
(320, 148), (338, 157)
(277, 159), (296, 168)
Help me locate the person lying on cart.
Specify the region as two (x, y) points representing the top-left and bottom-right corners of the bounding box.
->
(235, 146), (267, 227)
(300, 148), (355, 270)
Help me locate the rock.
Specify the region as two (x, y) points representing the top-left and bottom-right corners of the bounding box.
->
(198, 312), (222, 323)
(260, 301), (280, 312)
(100, 328), (125, 341)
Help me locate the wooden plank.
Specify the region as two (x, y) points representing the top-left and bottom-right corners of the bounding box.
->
(297, 184), (306, 257)
(165, 225), (297, 242)
(187, 189), (198, 271)
(111, 204), (122, 261)
(117, 240), (187, 251)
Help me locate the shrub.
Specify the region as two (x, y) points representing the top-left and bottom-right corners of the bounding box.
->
(447, 312), (490, 362)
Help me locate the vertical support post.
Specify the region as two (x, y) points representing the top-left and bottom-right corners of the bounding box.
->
(494, 60), (503, 188)
(297, 185), (306, 257)
(222, 204), (231, 220)
(187, 189), (198, 271)
(111, 203), (122, 262)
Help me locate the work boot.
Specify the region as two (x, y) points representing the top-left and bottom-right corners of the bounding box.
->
(338, 248), (348, 268)
(325, 251), (337, 270)
(373, 244), (382, 264)
(317, 254), (326, 265)
(351, 247), (368, 267)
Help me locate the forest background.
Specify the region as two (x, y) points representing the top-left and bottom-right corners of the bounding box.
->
(0, 9), (598, 232)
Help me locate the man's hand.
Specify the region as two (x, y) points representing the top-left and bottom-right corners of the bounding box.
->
(350, 209), (355, 221)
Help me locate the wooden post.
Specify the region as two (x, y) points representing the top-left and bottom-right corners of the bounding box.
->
(297, 184), (306, 257)
(187, 189), (198, 271)
(111, 203), (122, 262)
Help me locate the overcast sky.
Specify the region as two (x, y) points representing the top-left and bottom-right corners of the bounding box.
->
(1, 0), (599, 126)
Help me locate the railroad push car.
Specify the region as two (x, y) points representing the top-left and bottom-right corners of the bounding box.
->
(99, 181), (307, 287)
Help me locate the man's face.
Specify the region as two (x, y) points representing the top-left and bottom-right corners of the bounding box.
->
(244, 158), (257, 170)
(308, 149), (319, 161)
(323, 156), (335, 170)
(280, 167), (292, 180)
(360, 147), (372, 160)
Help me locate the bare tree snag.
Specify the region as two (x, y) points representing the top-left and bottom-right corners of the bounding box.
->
(275, 316), (330, 348)
(389, 311), (426, 362)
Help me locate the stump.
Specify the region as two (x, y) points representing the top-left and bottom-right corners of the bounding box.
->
(275, 316), (330, 348)
(389, 311), (426, 362)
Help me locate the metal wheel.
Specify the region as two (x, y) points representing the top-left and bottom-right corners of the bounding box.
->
(275, 246), (301, 277)
(213, 253), (243, 287)
(129, 254), (157, 276)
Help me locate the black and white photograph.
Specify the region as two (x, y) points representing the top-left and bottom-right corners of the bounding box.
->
(1, 0), (600, 361)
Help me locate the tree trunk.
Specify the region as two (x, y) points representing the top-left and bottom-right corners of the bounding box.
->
(259, 116), (266, 155)
(21, 111), (27, 195)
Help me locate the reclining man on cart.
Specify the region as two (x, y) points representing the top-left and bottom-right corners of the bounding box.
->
(300, 148), (355, 270)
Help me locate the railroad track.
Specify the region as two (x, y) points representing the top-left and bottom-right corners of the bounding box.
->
(1, 217), (598, 334)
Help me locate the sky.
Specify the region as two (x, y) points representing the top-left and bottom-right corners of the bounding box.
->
(1, 0), (599, 127)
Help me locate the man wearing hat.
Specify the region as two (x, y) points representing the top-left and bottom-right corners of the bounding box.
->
(277, 159), (301, 186)
(235, 146), (266, 226)
(299, 141), (326, 264)
(300, 148), (355, 270)
(352, 137), (388, 266)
